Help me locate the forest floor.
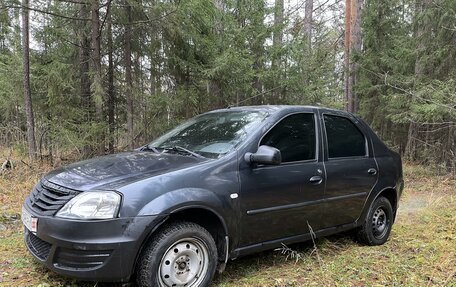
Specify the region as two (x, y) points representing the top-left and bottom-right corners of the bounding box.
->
(0, 151), (454, 287)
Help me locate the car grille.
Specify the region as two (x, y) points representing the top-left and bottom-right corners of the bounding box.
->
(25, 230), (52, 260)
(54, 247), (112, 270)
(26, 180), (80, 216)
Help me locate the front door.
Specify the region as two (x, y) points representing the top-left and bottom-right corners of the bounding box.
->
(238, 113), (326, 247)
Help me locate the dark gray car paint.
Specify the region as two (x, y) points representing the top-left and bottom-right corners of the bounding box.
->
(318, 109), (379, 227)
(238, 109), (326, 245)
(44, 151), (208, 190)
(23, 105), (403, 283)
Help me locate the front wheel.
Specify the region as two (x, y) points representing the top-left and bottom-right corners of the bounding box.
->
(137, 221), (218, 287)
(356, 196), (393, 245)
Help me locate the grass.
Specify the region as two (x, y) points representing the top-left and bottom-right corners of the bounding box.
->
(0, 150), (455, 286)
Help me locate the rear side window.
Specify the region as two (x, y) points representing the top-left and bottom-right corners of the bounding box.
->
(260, 113), (316, 162)
(324, 115), (366, 158)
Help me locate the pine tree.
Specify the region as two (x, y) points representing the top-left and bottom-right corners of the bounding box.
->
(21, 0), (36, 159)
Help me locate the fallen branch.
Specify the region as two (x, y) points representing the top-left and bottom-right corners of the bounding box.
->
(21, 159), (33, 169)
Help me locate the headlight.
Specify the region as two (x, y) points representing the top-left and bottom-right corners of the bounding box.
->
(56, 191), (121, 220)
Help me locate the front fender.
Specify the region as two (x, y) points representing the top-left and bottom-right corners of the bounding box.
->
(137, 188), (233, 232)
(138, 188), (229, 215)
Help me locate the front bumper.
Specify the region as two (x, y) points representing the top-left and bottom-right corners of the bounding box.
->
(23, 204), (165, 282)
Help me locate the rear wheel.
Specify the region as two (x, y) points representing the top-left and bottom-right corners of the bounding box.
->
(357, 196), (393, 245)
(137, 221), (217, 287)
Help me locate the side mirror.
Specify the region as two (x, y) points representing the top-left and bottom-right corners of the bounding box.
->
(244, 145), (282, 165)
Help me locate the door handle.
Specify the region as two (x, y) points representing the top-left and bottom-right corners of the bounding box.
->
(309, 175), (323, 184)
(368, 168), (377, 175)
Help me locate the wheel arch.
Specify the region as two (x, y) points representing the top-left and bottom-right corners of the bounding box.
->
(359, 186), (399, 225)
(377, 188), (398, 214)
(167, 206), (229, 264)
(133, 205), (229, 280)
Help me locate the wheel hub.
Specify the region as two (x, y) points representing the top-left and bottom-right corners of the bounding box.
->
(178, 261), (187, 270)
(372, 207), (388, 238)
(158, 238), (209, 287)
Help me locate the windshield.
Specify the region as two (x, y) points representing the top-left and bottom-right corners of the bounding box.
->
(148, 110), (269, 159)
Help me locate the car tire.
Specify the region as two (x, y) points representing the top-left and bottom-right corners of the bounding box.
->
(136, 221), (218, 287)
(356, 196), (393, 246)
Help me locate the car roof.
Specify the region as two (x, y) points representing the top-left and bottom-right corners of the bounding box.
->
(207, 105), (350, 116)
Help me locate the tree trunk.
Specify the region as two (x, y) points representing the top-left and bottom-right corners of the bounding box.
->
(344, 0), (362, 113)
(21, 0), (36, 160)
(349, 0), (362, 113)
(107, 3), (115, 153)
(214, 0), (225, 33)
(303, 0), (313, 51)
(413, 0), (432, 78)
(272, 0), (284, 60)
(271, 0), (284, 101)
(405, 122), (416, 160)
(150, 31), (160, 100)
(150, 0), (161, 107)
(91, 0), (103, 119)
(125, 1), (134, 149)
(91, 0), (104, 154)
(448, 126), (455, 173)
(252, 1), (265, 102)
(79, 3), (91, 116)
(211, 0), (224, 107)
(79, 2), (92, 157)
(344, 0), (353, 112)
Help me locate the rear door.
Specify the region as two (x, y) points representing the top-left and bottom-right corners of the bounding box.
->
(320, 111), (378, 228)
(238, 112), (326, 246)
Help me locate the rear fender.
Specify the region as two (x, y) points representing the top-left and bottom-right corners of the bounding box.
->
(357, 185), (399, 225)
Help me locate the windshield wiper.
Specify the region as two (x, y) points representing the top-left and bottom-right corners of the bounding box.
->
(164, 146), (206, 159)
(141, 145), (160, 153)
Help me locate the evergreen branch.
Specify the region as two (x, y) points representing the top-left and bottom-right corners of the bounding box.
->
(55, 0), (90, 4)
(410, 136), (441, 149)
(442, 26), (456, 31)
(99, 0), (112, 33)
(360, 66), (456, 112)
(127, 1), (181, 25)
(383, 75), (456, 111)
(228, 83), (288, 108)
(3, 4), (90, 21)
(314, 0), (343, 14)
(293, 13), (342, 31)
(417, 122), (456, 125)
(285, 1), (307, 18)
(418, 125), (456, 133)
(36, 0), (111, 8)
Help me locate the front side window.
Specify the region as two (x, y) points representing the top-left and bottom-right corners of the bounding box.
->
(149, 111), (269, 158)
(260, 113), (316, 163)
(324, 115), (366, 158)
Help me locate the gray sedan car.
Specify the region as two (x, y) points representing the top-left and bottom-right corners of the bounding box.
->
(22, 105), (403, 287)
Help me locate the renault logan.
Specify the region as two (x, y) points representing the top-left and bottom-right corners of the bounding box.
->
(22, 106), (403, 287)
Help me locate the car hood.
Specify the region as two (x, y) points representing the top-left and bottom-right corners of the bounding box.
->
(44, 151), (208, 190)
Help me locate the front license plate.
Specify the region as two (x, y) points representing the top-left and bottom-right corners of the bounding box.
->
(21, 206), (37, 233)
